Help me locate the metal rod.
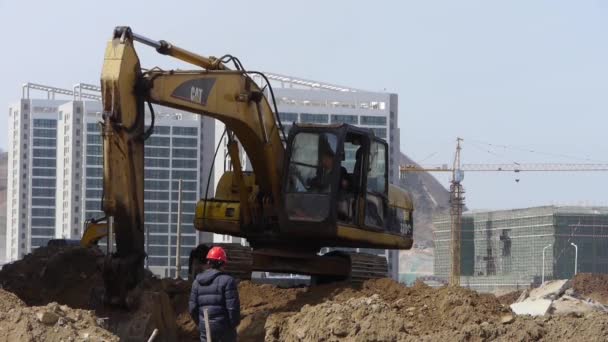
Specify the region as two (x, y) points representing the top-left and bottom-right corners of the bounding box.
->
(126, 28), (224, 70)
(131, 32), (162, 49)
(176, 179), (183, 278)
(147, 328), (159, 342)
(107, 216), (114, 254)
(146, 218), (150, 270)
(204, 308), (212, 342)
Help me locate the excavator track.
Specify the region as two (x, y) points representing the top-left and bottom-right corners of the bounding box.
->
(347, 252), (389, 283)
(193, 244), (387, 285)
(311, 250), (389, 285)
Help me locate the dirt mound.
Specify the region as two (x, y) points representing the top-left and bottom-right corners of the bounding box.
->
(265, 288), (608, 342)
(0, 289), (118, 342)
(3, 246), (608, 342)
(0, 246), (104, 308)
(266, 294), (410, 341)
(497, 290), (524, 305)
(573, 273), (608, 305)
(240, 278), (508, 341)
(0, 246), (178, 341)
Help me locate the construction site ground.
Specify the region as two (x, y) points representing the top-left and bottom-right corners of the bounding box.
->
(1, 246), (608, 341)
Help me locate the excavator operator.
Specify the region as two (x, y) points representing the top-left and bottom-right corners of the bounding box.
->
(307, 137), (354, 221)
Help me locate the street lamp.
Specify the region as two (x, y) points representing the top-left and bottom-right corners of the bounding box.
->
(542, 244), (552, 284)
(570, 242), (578, 275)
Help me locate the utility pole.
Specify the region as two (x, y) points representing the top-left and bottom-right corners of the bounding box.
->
(176, 179), (183, 279)
(449, 138), (465, 286)
(542, 244), (552, 283)
(570, 242), (578, 275)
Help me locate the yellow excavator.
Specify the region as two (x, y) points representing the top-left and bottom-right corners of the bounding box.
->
(91, 27), (414, 305)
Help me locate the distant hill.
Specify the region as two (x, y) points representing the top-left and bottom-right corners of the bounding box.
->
(397, 152), (450, 247)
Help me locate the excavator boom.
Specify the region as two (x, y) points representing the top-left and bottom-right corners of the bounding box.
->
(99, 27), (284, 304)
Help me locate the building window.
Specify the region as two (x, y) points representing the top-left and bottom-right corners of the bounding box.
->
(360, 116), (387, 126)
(299, 113), (329, 124)
(370, 128), (387, 139)
(147, 136), (170, 146)
(33, 119), (57, 128)
(278, 112), (298, 122)
(171, 149), (196, 159)
(171, 137), (197, 148)
(330, 115), (358, 124)
(172, 127), (198, 136)
(145, 158), (171, 168)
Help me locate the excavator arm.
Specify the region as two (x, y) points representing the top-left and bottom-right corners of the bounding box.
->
(99, 27), (284, 305)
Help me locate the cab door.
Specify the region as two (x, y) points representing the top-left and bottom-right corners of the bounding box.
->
(363, 138), (388, 230)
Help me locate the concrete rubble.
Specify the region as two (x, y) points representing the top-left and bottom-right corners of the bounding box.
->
(510, 279), (608, 317)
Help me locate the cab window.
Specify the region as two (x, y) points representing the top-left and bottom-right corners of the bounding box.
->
(364, 141), (387, 228)
(285, 132), (338, 222)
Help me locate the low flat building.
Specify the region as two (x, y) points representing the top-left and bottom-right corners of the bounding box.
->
(434, 206), (608, 293)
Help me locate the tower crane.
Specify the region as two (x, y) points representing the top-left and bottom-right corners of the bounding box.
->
(400, 138), (608, 286)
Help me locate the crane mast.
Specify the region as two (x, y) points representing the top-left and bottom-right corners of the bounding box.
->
(401, 139), (608, 286)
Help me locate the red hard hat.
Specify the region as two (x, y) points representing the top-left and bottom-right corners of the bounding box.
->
(206, 246), (228, 264)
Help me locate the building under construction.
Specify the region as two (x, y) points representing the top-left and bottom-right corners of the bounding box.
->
(434, 206), (608, 293)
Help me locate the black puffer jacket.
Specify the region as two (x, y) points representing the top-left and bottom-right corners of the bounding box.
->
(189, 269), (241, 341)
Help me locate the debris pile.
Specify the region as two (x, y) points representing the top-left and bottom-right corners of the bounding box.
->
(510, 279), (608, 317)
(0, 289), (118, 341)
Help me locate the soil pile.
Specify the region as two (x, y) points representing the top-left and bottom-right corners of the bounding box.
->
(265, 280), (511, 341)
(265, 284), (608, 342)
(265, 294), (410, 341)
(0, 289), (118, 342)
(0, 246), (104, 308)
(497, 290), (523, 305)
(573, 273), (608, 305)
(0, 246), (178, 341)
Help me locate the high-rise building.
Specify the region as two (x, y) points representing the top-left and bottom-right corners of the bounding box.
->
(54, 99), (218, 277)
(7, 83), (219, 277)
(0, 150), (8, 263)
(7, 85), (77, 260)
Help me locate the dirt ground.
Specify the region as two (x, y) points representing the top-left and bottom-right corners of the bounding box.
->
(2, 246), (608, 341)
(497, 290), (523, 305)
(573, 273), (608, 305)
(0, 289), (118, 342)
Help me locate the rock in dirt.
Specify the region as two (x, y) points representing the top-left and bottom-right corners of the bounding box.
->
(37, 311), (59, 325)
(0, 289), (118, 342)
(511, 299), (553, 316)
(500, 314), (515, 324)
(528, 279), (571, 301)
(497, 290), (524, 305)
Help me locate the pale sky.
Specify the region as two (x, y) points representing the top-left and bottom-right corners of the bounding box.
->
(1, 0), (607, 210)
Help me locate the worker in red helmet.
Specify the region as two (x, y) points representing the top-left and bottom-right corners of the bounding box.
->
(189, 246), (241, 342)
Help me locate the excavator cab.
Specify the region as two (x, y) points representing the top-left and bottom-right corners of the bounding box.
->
(281, 123), (400, 248)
